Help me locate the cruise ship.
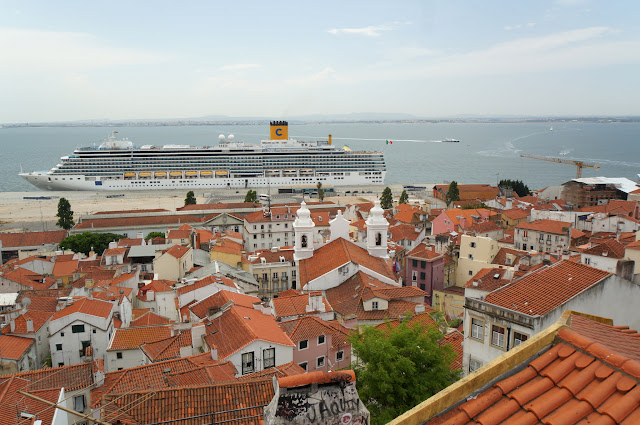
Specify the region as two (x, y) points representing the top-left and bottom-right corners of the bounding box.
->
(19, 121), (386, 191)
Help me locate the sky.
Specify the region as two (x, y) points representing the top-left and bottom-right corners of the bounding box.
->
(1, 0), (640, 123)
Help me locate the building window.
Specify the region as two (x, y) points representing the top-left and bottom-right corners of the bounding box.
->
(73, 395), (85, 413)
(316, 356), (325, 368)
(469, 358), (483, 373)
(299, 340), (308, 350)
(372, 301), (379, 310)
(471, 318), (484, 341)
(56, 344), (62, 351)
(116, 352), (123, 359)
(412, 259), (418, 267)
(92, 329), (96, 334)
(318, 335), (325, 345)
(584, 257), (591, 265)
(242, 352), (255, 374)
(412, 271), (417, 282)
(468, 254), (474, 260)
(263, 348), (275, 368)
(420, 261), (426, 269)
(420, 272), (426, 280)
(491, 324), (506, 348)
(336, 351), (344, 362)
(299, 362), (307, 371)
(72, 324), (85, 333)
(513, 332), (528, 347)
(470, 242), (476, 248)
(468, 270), (473, 276)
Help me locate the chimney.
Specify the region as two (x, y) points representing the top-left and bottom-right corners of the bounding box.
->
(415, 304), (425, 314)
(210, 348), (218, 361)
(191, 323), (206, 350)
(306, 292), (325, 313)
(108, 241), (117, 249)
(26, 318), (34, 332)
(137, 232), (144, 239)
(10, 319), (15, 332)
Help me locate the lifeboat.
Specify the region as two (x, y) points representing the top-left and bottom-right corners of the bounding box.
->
(139, 172), (151, 177)
(215, 170), (229, 177)
(185, 171), (198, 177)
(282, 169), (297, 176)
(154, 171), (167, 178)
(300, 168), (314, 176)
(124, 172), (136, 179)
(169, 171), (183, 177)
(201, 170), (213, 177)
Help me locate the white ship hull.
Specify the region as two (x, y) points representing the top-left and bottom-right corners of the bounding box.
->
(20, 171), (386, 191)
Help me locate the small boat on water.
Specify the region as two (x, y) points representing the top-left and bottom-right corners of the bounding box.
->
(442, 138), (460, 143)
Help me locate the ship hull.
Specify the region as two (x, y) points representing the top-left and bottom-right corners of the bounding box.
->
(20, 171), (386, 191)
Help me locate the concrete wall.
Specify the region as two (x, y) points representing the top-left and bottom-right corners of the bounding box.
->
(49, 316), (113, 366)
(105, 347), (146, 372)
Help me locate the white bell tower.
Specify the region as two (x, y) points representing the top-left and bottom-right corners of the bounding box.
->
(294, 202), (315, 261)
(366, 200), (389, 258)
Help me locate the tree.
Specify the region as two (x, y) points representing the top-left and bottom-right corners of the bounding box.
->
(460, 202), (488, 210)
(59, 232), (125, 256)
(184, 191), (196, 206)
(380, 187), (393, 209)
(244, 190), (257, 203)
(316, 182), (325, 201)
(56, 198), (75, 230)
(145, 231), (165, 241)
(349, 319), (460, 424)
(445, 181), (460, 207)
(499, 179), (531, 197)
(398, 190), (409, 205)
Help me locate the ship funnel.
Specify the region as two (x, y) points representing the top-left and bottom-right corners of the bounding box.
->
(270, 120), (288, 140)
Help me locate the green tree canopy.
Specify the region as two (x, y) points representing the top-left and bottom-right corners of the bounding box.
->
(59, 232), (125, 256)
(56, 198), (75, 230)
(445, 181), (460, 206)
(244, 190), (257, 203)
(499, 179), (531, 197)
(145, 231), (165, 240)
(380, 187), (393, 209)
(316, 182), (325, 201)
(184, 190), (196, 206)
(349, 318), (460, 424)
(460, 202), (488, 210)
(398, 190), (409, 205)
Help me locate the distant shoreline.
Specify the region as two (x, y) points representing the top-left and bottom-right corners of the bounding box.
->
(2, 117), (640, 128)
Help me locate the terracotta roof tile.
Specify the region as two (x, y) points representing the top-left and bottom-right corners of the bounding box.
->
(299, 238), (396, 286)
(140, 329), (192, 361)
(131, 308), (151, 320)
(237, 361), (306, 381)
(108, 325), (173, 351)
(165, 244), (190, 259)
(0, 376), (60, 425)
(204, 305), (294, 359)
(178, 201), (261, 211)
(0, 230), (67, 248)
(50, 297), (114, 321)
(483, 261), (611, 316)
(464, 267), (512, 291)
(177, 275), (237, 297)
(517, 219), (572, 235)
(138, 279), (174, 294)
(389, 223), (423, 242)
(0, 335), (33, 359)
(271, 293), (333, 318)
(491, 247), (528, 266)
(117, 238), (144, 247)
(130, 311), (173, 327)
(210, 238), (244, 255)
(1, 310), (53, 335)
(279, 316), (350, 350)
(582, 239), (626, 259)
(0, 361), (95, 392)
(1, 268), (57, 291)
(75, 214), (203, 229)
(190, 291), (261, 320)
(52, 258), (79, 277)
(470, 220), (502, 233)
(502, 208), (531, 220)
(247, 248), (295, 264)
(406, 242), (444, 261)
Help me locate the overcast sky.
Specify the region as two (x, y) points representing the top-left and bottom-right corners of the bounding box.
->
(1, 0), (639, 123)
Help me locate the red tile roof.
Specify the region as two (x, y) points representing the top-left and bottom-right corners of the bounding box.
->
(516, 219), (572, 235)
(483, 261), (611, 316)
(167, 229), (191, 240)
(139, 279), (174, 293)
(247, 248), (295, 264)
(470, 220), (501, 234)
(0, 376), (60, 425)
(464, 267), (512, 292)
(0, 361), (95, 391)
(165, 244), (190, 259)
(491, 247), (528, 266)
(94, 208), (170, 215)
(51, 297), (114, 321)
(108, 324), (173, 351)
(442, 330), (464, 371)
(237, 361), (306, 381)
(178, 202), (261, 211)
(75, 214), (203, 229)
(389, 223), (422, 242)
(131, 308), (151, 319)
(0, 230), (67, 248)
(52, 258), (79, 277)
(0, 268), (56, 290)
(406, 242), (443, 261)
(210, 238), (244, 255)
(271, 292), (333, 318)
(325, 271), (432, 321)
(117, 238), (144, 247)
(103, 247), (127, 256)
(299, 238), (396, 285)
(130, 311), (173, 327)
(204, 305), (294, 359)
(102, 379), (273, 425)
(501, 208), (531, 220)
(140, 329), (192, 362)
(177, 275), (237, 297)
(582, 238), (626, 259)
(0, 335), (33, 359)
(424, 314), (640, 425)
(1, 311), (53, 334)
(190, 290), (261, 320)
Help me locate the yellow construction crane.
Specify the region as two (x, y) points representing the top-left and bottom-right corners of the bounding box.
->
(519, 154), (600, 179)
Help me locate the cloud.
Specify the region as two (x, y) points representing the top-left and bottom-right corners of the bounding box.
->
(328, 24), (393, 37)
(505, 22), (536, 31)
(0, 28), (170, 71)
(219, 63), (261, 71)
